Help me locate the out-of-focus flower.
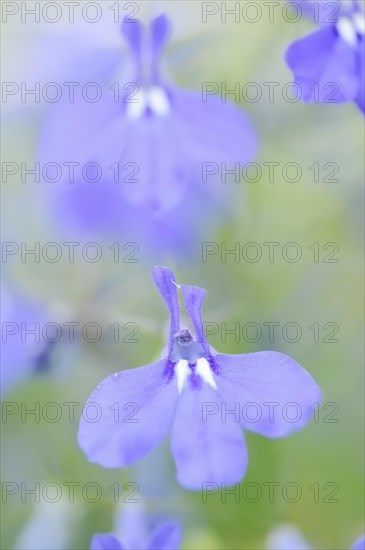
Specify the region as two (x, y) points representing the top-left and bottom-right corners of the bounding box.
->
(285, 0), (364, 113)
(352, 534), (365, 550)
(266, 524), (365, 550)
(39, 14), (257, 214)
(48, 178), (222, 260)
(91, 503), (182, 550)
(0, 284), (49, 395)
(78, 266), (321, 490)
(91, 521), (181, 550)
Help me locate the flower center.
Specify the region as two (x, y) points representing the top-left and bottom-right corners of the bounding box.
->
(125, 86), (170, 120)
(176, 328), (194, 346)
(171, 329), (217, 392)
(175, 358), (217, 393)
(171, 329), (205, 361)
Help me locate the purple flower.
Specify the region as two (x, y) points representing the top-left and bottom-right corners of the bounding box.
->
(90, 522), (181, 550)
(46, 177), (227, 260)
(1, 284), (48, 395)
(285, 0), (364, 113)
(90, 504), (182, 550)
(39, 14), (257, 215)
(352, 535), (365, 550)
(78, 266), (321, 490)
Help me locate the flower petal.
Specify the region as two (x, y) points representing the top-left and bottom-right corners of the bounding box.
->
(152, 266), (180, 352)
(355, 39), (365, 113)
(151, 14), (170, 57)
(170, 381), (247, 489)
(78, 359), (178, 467)
(38, 89), (130, 181)
(291, 0), (340, 24)
(1, 284), (48, 394)
(121, 18), (142, 61)
(39, 78), (257, 214)
(180, 284), (208, 350)
(171, 87), (257, 169)
(285, 26), (359, 103)
(215, 351), (322, 437)
(351, 535), (365, 550)
(90, 534), (124, 550)
(147, 521), (182, 550)
(117, 113), (191, 213)
(49, 180), (212, 260)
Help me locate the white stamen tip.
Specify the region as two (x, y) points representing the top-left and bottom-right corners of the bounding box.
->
(125, 89), (146, 120)
(353, 12), (365, 35)
(148, 86), (170, 116)
(176, 359), (190, 393)
(196, 358), (217, 390)
(337, 16), (358, 46)
(126, 86), (170, 120)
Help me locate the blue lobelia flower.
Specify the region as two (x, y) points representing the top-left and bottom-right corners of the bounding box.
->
(285, 0), (364, 113)
(1, 283), (49, 395)
(78, 266), (322, 490)
(90, 521), (181, 550)
(266, 524), (364, 550)
(352, 535), (365, 550)
(39, 14), (257, 215)
(90, 503), (181, 550)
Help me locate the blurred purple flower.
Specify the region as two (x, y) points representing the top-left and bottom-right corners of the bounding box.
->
(352, 535), (365, 550)
(39, 14), (257, 214)
(78, 266), (321, 490)
(46, 178), (225, 260)
(1, 284), (48, 395)
(91, 502), (182, 550)
(285, 0), (364, 113)
(91, 520), (181, 550)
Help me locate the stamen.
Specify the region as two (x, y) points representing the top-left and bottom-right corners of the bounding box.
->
(148, 86), (170, 116)
(175, 359), (190, 393)
(337, 16), (358, 46)
(126, 88), (147, 120)
(353, 12), (365, 34)
(126, 86), (170, 120)
(196, 358), (217, 390)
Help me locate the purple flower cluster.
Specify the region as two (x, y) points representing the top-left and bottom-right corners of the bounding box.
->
(3, 7), (363, 548)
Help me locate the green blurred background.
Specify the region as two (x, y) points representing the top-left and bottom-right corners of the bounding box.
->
(1, 1), (364, 548)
